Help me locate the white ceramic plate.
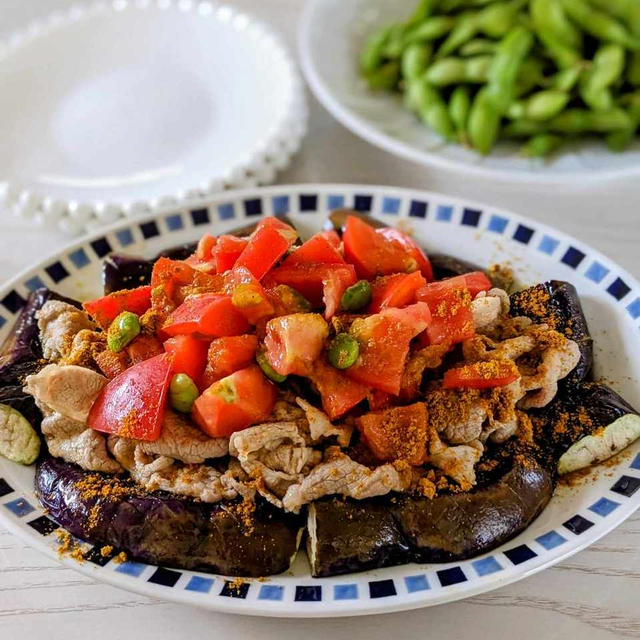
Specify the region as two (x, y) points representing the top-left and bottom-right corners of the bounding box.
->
(1, 184), (639, 617)
(298, 0), (640, 184)
(0, 1), (306, 233)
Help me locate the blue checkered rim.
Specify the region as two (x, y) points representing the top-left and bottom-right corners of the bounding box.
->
(1, 185), (639, 608)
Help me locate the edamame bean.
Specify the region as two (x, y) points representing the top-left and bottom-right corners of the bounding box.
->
(107, 312), (141, 352)
(401, 43), (433, 80)
(628, 52), (640, 86)
(449, 86), (471, 141)
(580, 44), (625, 111)
(504, 108), (633, 136)
(550, 65), (583, 91)
(419, 84), (455, 139)
(507, 90), (571, 121)
(468, 87), (502, 153)
(364, 61), (400, 90)
(360, 25), (392, 74)
(521, 133), (564, 157)
(459, 38), (497, 56)
(256, 351), (287, 383)
(403, 16), (455, 45)
(425, 55), (493, 85)
(530, 0), (582, 50)
(327, 333), (360, 370)
(341, 280), (372, 311)
(169, 374), (199, 413)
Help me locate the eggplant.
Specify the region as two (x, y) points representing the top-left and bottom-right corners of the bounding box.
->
(326, 209), (385, 234)
(429, 254), (485, 280)
(102, 216), (297, 293)
(530, 382), (640, 475)
(307, 499), (410, 577)
(510, 280), (593, 385)
(35, 456), (302, 577)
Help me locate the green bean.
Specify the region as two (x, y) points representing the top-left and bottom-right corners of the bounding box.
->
(449, 86), (471, 141)
(425, 55), (493, 85)
(530, 0), (582, 50)
(364, 61), (400, 91)
(256, 351), (287, 383)
(486, 26), (534, 112)
(360, 25), (392, 74)
(628, 52), (640, 86)
(521, 133), (564, 157)
(419, 84), (456, 139)
(459, 38), (498, 56)
(468, 87), (502, 153)
(341, 280), (372, 311)
(560, 0), (640, 50)
(507, 90), (571, 121)
(169, 374), (199, 413)
(107, 312), (140, 352)
(580, 44), (625, 111)
(403, 16), (455, 45)
(328, 333), (360, 370)
(402, 43), (433, 80)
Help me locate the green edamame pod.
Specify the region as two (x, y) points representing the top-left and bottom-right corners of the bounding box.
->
(364, 61), (400, 91)
(477, 0), (527, 37)
(403, 16), (455, 45)
(382, 24), (406, 59)
(504, 108), (633, 136)
(425, 55), (492, 85)
(507, 90), (571, 121)
(404, 77), (430, 112)
(360, 25), (392, 74)
(401, 43), (433, 80)
(560, 0), (640, 50)
(605, 129), (634, 151)
(468, 87), (502, 153)
(449, 86), (471, 140)
(580, 44), (626, 111)
(550, 65), (583, 91)
(256, 351), (287, 383)
(419, 85), (456, 139)
(341, 280), (372, 311)
(530, 0), (582, 50)
(407, 0), (436, 25)
(459, 38), (498, 56)
(521, 134), (564, 157)
(628, 52), (640, 86)
(588, 0), (640, 36)
(169, 374), (200, 413)
(437, 13), (480, 58)
(107, 312), (141, 352)
(328, 334), (360, 370)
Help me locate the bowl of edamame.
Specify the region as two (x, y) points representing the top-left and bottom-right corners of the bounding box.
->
(299, 0), (640, 182)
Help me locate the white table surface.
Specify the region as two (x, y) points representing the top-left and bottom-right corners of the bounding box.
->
(1, 1), (639, 637)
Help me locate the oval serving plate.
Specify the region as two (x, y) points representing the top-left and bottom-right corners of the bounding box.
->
(0, 184), (639, 617)
(298, 0), (640, 184)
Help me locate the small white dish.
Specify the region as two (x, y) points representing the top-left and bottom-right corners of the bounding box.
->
(298, 0), (640, 184)
(0, 1), (307, 233)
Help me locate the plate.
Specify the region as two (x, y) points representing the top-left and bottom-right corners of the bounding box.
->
(0, 1), (306, 234)
(298, 0), (640, 184)
(1, 184), (639, 617)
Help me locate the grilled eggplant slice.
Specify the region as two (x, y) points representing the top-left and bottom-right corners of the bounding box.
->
(530, 382), (640, 475)
(510, 280), (593, 385)
(307, 499), (410, 577)
(36, 456), (303, 577)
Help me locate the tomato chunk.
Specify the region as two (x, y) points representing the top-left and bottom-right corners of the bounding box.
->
(88, 353), (172, 441)
(192, 365), (277, 437)
(368, 271), (427, 313)
(83, 286), (151, 329)
(215, 235), (248, 273)
(264, 313), (329, 376)
(416, 286), (475, 346)
(417, 272), (492, 300)
(283, 233), (345, 266)
(343, 216), (417, 279)
(185, 234), (218, 273)
(443, 360), (520, 389)
(201, 335), (258, 388)
(321, 264), (357, 319)
(161, 294), (250, 339)
(377, 228), (434, 281)
(126, 334), (164, 365)
(151, 257), (224, 304)
(346, 302), (431, 395)
(356, 403), (428, 466)
(163, 334), (210, 382)
(309, 358), (368, 419)
(321, 229), (341, 249)
(235, 218), (297, 280)
(226, 266), (275, 324)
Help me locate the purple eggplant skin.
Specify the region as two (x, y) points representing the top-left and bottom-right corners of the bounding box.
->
(36, 457), (302, 577)
(510, 280), (593, 386)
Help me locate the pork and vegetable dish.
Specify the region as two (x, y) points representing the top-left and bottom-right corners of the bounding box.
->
(1, 212), (639, 577)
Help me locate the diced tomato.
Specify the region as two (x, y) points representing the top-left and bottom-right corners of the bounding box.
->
(95, 349), (129, 379)
(283, 233), (345, 266)
(416, 286), (475, 346)
(368, 271), (427, 313)
(163, 334), (210, 382)
(160, 294), (250, 339)
(215, 235), (248, 273)
(356, 403), (428, 466)
(201, 335), (258, 388)
(417, 272), (492, 300)
(126, 335), (164, 365)
(226, 266), (275, 324)
(309, 358), (368, 419)
(83, 286), (152, 329)
(377, 228), (434, 281)
(265, 285), (312, 315)
(235, 218), (297, 280)
(151, 257), (224, 304)
(320, 229), (341, 249)
(192, 365), (277, 437)
(88, 353), (172, 441)
(264, 313), (329, 376)
(321, 264), (357, 319)
(185, 234), (218, 273)
(367, 389), (394, 411)
(343, 216), (417, 279)
(443, 360), (520, 389)
(346, 302), (431, 395)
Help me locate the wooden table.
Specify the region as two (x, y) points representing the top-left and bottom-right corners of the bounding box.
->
(1, 1), (639, 637)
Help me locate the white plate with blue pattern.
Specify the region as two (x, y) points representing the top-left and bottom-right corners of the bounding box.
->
(0, 184), (639, 617)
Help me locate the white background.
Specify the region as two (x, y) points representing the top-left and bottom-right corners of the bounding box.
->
(1, 1), (639, 637)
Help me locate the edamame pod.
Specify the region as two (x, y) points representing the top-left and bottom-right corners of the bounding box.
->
(468, 87), (502, 153)
(419, 85), (456, 139)
(580, 44), (625, 111)
(364, 61), (400, 91)
(459, 38), (498, 56)
(424, 55), (493, 85)
(360, 25), (392, 74)
(449, 86), (471, 141)
(507, 90), (571, 121)
(521, 133), (564, 157)
(402, 43), (433, 80)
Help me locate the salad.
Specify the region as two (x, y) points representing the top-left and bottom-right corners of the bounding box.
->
(1, 211), (639, 578)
